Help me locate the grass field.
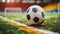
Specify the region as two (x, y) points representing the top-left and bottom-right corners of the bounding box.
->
(0, 12), (60, 34)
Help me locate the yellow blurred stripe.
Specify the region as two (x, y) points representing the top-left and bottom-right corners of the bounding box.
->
(43, 3), (57, 11)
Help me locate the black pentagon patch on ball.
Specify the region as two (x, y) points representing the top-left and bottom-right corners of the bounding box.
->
(33, 17), (39, 23)
(26, 14), (30, 20)
(32, 8), (37, 13)
(41, 12), (44, 18)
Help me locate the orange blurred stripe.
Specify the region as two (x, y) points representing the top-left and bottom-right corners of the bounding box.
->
(43, 3), (57, 11)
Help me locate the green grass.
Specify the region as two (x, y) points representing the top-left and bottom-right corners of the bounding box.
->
(40, 13), (60, 33)
(0, 12), (60, 34)
(0, 18), (27, 34)
(0, 12), (27, 24)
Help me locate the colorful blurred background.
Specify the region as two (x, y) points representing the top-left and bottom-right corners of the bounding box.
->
(0, 0), (59, 12)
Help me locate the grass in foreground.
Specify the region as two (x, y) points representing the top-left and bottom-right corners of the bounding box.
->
(0, 18), (27, 34)
(0, 12), (60, 34)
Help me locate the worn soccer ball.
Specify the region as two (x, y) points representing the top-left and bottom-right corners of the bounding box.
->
(26, 5), (45, 26)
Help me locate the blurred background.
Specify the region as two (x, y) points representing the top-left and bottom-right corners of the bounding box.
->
(0, 0), (60, 34)
(0, 0), (59, 12)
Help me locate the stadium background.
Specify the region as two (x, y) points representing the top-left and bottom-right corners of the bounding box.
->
(0, 0), (59, 13)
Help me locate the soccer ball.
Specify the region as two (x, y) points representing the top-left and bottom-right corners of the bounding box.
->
(26, 5), (45, 26)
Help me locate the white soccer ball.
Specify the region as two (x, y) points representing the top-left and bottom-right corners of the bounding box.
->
(26, 5), (45, 26)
